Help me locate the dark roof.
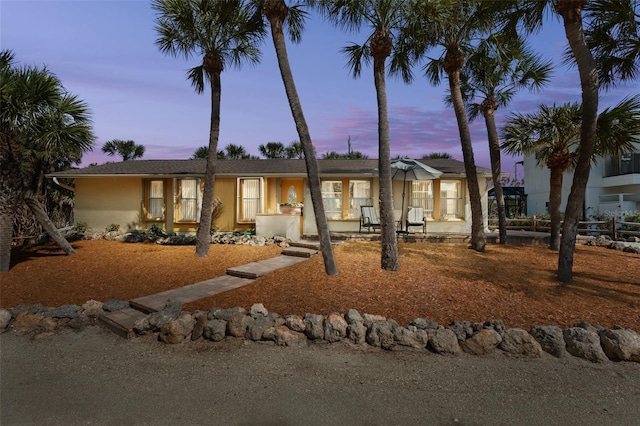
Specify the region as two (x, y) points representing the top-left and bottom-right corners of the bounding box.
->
(48, 158), (491, 178)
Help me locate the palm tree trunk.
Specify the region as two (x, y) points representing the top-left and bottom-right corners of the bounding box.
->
(265, 0), (337, 275)
(548, 168), (564, 251)
(448, 70), (486, 252)
(195, 69), (222, 257)
(24, 194), (75, 255)
(373, 55), (399, 271)
(0, 201), (15, 272)
(557, 2), (599, 282)
(484, 110), (507, 244)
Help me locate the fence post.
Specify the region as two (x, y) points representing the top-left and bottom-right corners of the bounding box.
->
(532, 215), (537, 232)
(612, 217), (617, 241)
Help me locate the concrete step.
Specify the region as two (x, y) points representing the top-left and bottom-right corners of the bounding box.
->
(281, 246), (319, 258)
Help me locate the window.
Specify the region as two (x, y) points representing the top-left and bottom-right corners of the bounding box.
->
(409, 180), (434, 219)
(175, 178), (200, 222)
(147, 180), (165, 220)
(238, 178), (263, 222)
(322, 181), (343, 219)
(440, 181), (463, 219)
(348, 180), (372, 218)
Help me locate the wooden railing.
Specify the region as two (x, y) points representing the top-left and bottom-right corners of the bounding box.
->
(487, 216), (640, 240)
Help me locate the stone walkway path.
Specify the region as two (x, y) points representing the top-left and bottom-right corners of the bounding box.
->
(99, 243), (319, 338)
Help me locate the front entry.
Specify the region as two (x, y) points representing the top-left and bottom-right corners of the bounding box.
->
(280, 179), (304, 206)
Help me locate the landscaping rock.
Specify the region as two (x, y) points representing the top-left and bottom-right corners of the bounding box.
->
(246, 316), (275, 341)
(159, 312), (195, 344)
(345, 309), (364, 324)
(203, 319), (227, 342)
(460, 329), (502, 355)
(366, 321), (395, 350)
(449, 320), (473, 341)
(304, 314), (325, 340)
(530, 326), (566, 357)
(208, 307), (245, 321)
(324, 313), (348, 343)
(499, 328), (543, 357)
(133, 316), (151, 335)
(102, 299), (130, 312)
(284, 315), (305, 333)
(227, 312), (254, 337)
(250, 303), (269, 318)
(599, 328), (640, 362)
(407, 318), (439, 330)
(67, 315), (92, 330)
(483, 319), (506, 336)
(147, 299), (182, 331)
(12, 311), (45, 332)
(38, 317), (58, 332)
(394, 326), (428, 349)
(263, 326), (307, 347)
(573, 321), (603, 334)
(346, 320), (367, 345)
(428, 329), (461, 355)
(11, 304), (45, 317)
(563, 327), (609, 363)
(363, 313), (386, 322)
(81, 300), (103, 317)
(191, 311), (207, 341)
(44, 304), (81, 319)
(0, 308), (12, 331)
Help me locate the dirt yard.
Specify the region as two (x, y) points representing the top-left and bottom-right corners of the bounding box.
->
(2, 239), (639, 330)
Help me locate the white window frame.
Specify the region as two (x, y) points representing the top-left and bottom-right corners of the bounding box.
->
(321, 180), (343, 220)
(236, 177), (264, 223)
(174, 177), (201, 222)
(440, 180), (464, 220)
(409, 180), (435, 219)
(348, 180), (372, 219)
(146, 180), (165, 220)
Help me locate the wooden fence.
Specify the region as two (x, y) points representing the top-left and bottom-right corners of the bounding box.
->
(487, 216), (640, 240)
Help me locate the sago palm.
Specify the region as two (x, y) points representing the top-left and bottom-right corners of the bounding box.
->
(153, 0), (265, 257)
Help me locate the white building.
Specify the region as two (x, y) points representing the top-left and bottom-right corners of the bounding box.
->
(524, 143), (640, 219)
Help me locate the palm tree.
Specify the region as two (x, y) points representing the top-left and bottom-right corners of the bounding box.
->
(502, 96), (640, 251)
(258, 141), (286, 159)
(421, 152), (452, 160)
(153, 0), (264, 257)
(221, 143), (253, 159)
(318, 0), (410, 271)
(504, 0), (639, 281)
(401, 0), (499, 252)
(192, 145), (209, 159)
(285, 140), (303, 158)
(260, 0), (337, 275)
(460, 37), (552, 245)
(101, 139), (145, 161)
(0, 50), (94, 271)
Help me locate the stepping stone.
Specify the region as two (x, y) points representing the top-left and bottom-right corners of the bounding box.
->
(281, 247), (318, 258)
(227, 256), (308, 279)
(99, 308), (147, 339)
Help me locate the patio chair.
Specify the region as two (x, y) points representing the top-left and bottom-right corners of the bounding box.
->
(406, 207), (426, 233)
(359, 205), (381, 233)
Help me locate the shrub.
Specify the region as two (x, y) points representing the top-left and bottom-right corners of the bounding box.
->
(71, 221), (90, 233)
(105, 224), (120, 232)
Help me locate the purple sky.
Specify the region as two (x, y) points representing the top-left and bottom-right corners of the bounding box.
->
(2, 1), (635, 178)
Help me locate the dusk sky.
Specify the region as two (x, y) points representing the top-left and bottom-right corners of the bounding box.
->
(2, 1), (636, 178)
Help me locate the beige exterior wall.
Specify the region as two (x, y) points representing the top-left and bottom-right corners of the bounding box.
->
(75, 177), (142, 232)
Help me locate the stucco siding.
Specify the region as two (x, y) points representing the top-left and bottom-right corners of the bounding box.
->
(75, 177), (142, 232)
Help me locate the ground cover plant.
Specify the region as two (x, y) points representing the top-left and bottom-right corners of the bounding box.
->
(2, 240), (638, 331)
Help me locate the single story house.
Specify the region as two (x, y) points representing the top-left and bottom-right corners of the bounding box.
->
(48, 158), (492, 240)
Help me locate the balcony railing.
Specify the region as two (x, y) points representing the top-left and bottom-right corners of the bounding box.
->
(605, 154), (640, 177)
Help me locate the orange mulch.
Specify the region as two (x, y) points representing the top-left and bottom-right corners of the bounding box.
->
(2, 239), (639, 331)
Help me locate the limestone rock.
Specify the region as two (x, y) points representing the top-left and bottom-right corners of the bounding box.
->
(428, 329), (461, 355)
(249, 303), (268, 318)
(345, 309), (364, 324)
(81, 300), (104, 317)
(530, 326), (566, 357)
(203, 319), (227, 342)
(191, 311), (207, 341)
(573, 321), (603, 334)
(208, 307), (245, 321)
(12, 311), (45, 332)
(147, 299), (182, 331)
(227, 312), (254, 337)
(363, 313), (386, 322)
(284, 315), (306, 333)
(449, 321), (473, 341)
(347, 320), (367, 345)
(324, 313), (348, 343)
(499, 328), (543, 357)
(44, 304), (81, 319)
(133, 316), (151, 335)
(366, 321), (395, 350)
(407, 318), (439, 330)
(11, 304), (45, 317)
(246, 316), (275, 341)
(304, 314), (325, 340)
(102, 299), (130, 312)
(263, 326), (307, 347)
(563, 327), (609, 363)
(159, 313), (195, 344)
(394, 326), (429, 349)
(599, 328), (640, 362)
(0, 308), (12, 331)
(460, 329), (502, 355)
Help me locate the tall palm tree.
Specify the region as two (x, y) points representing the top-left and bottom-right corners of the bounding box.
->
(192, 145), (209, 159)
(0, 50), (94, 271)
(260, 0), (337, 275)
(101, 139), (145, 161)
(221, 143), (252, 159)
(401, 0), (498, 252)
(318, 0), (409, 271)
(502, 96), (640, 250)
(153, 0), (264, 257)
(285, 140), (304, 158)
(460, 37), (552, 244)
(258, 141), (286, 159)
(504, 0), (639, 281)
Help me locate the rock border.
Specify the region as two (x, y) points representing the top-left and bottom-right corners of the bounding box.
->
(2, 301), (639, 364)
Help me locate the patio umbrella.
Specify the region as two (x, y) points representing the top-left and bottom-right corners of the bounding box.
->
(390, 158), (443, 232)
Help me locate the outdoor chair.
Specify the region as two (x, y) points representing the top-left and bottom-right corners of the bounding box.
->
(359, 205), (381, 233)
(406, 207), (426, 233)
